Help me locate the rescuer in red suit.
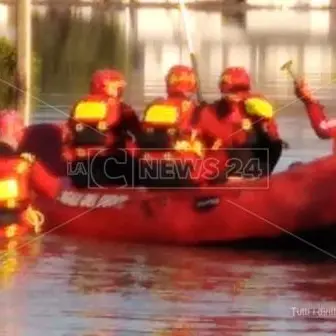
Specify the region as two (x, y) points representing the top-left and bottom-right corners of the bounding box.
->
(63, 69), (142, 188)
(139, 65), (240, 186)
(141, 64), (201, 148)
(210, 66), (286, 176)
(294, 78), (336, 153)
(0, 110), (69, 238)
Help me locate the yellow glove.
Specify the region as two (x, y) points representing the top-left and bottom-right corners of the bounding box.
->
(16, 152), (36, 174)
(20, 152), (36, 164)
(245, 98), (274, 119)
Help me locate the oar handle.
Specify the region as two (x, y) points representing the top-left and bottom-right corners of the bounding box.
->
(280, 60), (299, 83)
(190, 52), (203, 103)
(178, 0), (203, 103)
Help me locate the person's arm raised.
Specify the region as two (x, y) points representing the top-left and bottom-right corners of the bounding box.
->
(295, 79), (336, 139)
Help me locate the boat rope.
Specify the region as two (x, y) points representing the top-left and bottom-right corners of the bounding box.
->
(24, 205), (45, 234)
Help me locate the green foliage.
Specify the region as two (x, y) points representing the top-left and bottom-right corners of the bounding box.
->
(0, 37), (41, 110)
(33, 9), (130, 104)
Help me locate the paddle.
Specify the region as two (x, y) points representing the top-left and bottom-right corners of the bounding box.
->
(281, 59), (336, 146)
(278, 60), (306, 150)
(280, 60), (298, 82)
(281, 59), (318, 103)
(177, 0), (211, 153)
(177, 0), (203, 104)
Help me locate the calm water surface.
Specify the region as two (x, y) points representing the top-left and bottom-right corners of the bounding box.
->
(0, 116), (330, 336)
(1, 5), (336, 335)
(0, 236), (335, 335)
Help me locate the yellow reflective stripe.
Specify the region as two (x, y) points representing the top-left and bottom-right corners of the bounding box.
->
(0, 179), (19, 200)
(168, 73), (196, 85)
(212, 139), (222, 150)
(174, 140), (204, 157)
(241, 118), (252, 130)
(74, 102), (107, 120)
(144, 105), (179, 124)
(4, 224), (18, 238)
(245, 98), (274, 119)
(16, 161), (30, 174)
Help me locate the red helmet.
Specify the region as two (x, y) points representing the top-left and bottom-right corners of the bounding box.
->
(89, 69), (126, 98)
(219, 67), (251, 93)
(0, 109), (24, 143)
(166, 65), (197, 96)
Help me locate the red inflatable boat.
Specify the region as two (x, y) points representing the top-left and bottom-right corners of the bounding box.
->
(21, 123), (336, 245)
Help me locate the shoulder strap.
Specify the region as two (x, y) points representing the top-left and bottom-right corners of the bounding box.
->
(180, 99), (193, 115)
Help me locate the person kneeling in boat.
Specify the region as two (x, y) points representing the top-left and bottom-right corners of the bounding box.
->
(62, 69), (142, 188)
(0, 110), (70, 238)
(138, 65), (236, 187)
(294, 78), (336, 152)
(211, 66), (287, 177)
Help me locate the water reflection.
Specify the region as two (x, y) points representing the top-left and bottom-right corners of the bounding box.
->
(0, 237), (42, 336)
(0, 237), (42, 289)
(0, 237), (335, 334)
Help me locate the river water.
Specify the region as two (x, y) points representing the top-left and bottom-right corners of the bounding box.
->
(0, 236), (335, 335)
(1, 4), (336, 336)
